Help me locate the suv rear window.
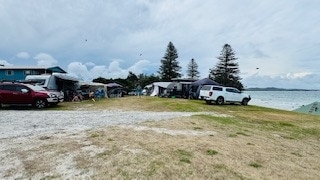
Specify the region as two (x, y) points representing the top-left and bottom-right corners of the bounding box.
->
(201, 85), (222, 91)
(201, 85), (212, 90)
(212, 87), (223, 91)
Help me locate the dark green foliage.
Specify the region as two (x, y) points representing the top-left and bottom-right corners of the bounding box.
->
(249, 162), (262, 168)
(137, 73), (161, 89)
(158, 42), (182, 81)
(210, 44), (244, 90)
(93, 72), (160, 91)
(187, 58), (200, 79)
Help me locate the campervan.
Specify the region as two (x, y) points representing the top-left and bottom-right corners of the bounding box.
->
(25, 73), (79, 102)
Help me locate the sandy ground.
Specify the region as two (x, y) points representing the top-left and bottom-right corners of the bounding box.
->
(0, 110), (222, 139)
(0, 110), (224, 179)
(1, 109), (319, 179)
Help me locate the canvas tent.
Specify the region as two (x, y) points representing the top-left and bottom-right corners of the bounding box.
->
(191, 78), (219, 86)
(78, 81), (108, 98)
(189, 78), (219, 99)
(293, 101), (320, 115)
(146, 82), (171, 96)
(106, 83), (123, 98)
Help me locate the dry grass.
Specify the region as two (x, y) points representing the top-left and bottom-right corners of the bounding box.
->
(2, 96), (320, 179)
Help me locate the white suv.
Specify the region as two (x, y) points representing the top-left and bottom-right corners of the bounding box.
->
(199, 85), (251, 105)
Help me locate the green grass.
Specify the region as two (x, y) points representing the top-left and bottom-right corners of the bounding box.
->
(176, 149), (193, 164)
(206, 149), (218, 156)
(249, 162), (262, 168)
(52, 96), (320, 140)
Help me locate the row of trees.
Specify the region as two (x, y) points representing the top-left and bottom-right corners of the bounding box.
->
(158, 42), (200, 81)
(158, 42), (243, 90)
(94, 42), (244, 90)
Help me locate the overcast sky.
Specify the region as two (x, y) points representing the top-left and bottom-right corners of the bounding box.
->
(0, 0), (319, 89)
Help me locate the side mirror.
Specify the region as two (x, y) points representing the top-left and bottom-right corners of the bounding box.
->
(21, 89), (29, 93)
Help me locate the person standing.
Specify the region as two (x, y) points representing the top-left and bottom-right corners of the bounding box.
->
(136, 84), (142, 98)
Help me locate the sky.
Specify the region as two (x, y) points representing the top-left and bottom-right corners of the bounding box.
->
(0, 0), (319, 89)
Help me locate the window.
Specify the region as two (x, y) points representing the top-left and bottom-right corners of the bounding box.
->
(5, 70), (14, 76)
(201, 85), (212, 90)
(226, 88), (234, 93)
(212, 87), (223, 91)
(15, 85), (27, 92)
(226, 88), (240, 93)
(1, 85), (15, 91)
(24, 70), (31, 75)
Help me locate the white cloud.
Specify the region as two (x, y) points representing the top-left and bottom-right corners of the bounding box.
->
(243, 72), (320, 89)
(0, 60), (13, 66)
(67, 60), (151, 81)
(84, 62), (95, 67)
(128, 60), (150, 75)
(34, 53), (58, 67)
(16, 52), (30, 59)
(286, 72), (313, 80)
(67, 62), (93, 81)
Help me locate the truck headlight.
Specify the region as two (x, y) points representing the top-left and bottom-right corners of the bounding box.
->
(49, 93), (57, 98)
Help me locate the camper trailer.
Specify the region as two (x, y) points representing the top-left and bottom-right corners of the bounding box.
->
(25, 73), (79, 102)
(163, 81), (192, 98)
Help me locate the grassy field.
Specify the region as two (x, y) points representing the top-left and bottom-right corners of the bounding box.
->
(6, 96), (320, 179)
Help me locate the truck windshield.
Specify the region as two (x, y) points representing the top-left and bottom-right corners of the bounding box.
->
(33, 79), (46, 86)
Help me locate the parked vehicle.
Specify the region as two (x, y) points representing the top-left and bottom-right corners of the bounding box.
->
(0, 82), (59, 108)
(161, 81), (192, 98)
(25, 73), (79, 101)
(199, 85), (251, 105)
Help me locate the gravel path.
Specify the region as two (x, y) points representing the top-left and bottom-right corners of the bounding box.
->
(0, 110), (219, 139)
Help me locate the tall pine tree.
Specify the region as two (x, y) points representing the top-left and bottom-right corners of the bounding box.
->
(158, 42), (181, 81)
(210, 44), (244, 90)
(187, 58), (200, 79)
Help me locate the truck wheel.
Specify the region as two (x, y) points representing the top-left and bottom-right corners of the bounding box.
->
(242, 98), (249, 106)
(34, 99), (47, 109)
(205, 100), (212, 105)
(216, 97), (224, 105)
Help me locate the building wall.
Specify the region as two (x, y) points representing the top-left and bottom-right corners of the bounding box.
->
(0, 69), (44, 81)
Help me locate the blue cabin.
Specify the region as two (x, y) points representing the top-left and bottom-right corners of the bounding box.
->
(0, 66), (66, 81)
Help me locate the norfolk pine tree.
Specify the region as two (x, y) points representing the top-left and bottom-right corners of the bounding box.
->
(158, 42), (182, 81)
(187, 58), (200, 79)
(210, 44), (244, 90)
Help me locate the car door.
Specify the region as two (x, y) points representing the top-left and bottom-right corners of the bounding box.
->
(13, 85), (33, 104)
(225, 88), (240, 102)
(231, 88), (242, 102)
(225, 88), (234, 101)
(0, 84), (16, 104)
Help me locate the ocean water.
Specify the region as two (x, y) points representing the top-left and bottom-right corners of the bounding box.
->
(245, 91), (320, 111)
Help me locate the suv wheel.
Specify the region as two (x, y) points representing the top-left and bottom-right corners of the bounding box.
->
(216, 97), (224, 105)
(34, 99), (47, 109)
(205, 100), (212, 105)
(242, 98), (249, 106)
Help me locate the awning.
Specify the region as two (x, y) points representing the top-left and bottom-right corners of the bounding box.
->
(54, 74), (79, 82)
(106, 83), (122, 87)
